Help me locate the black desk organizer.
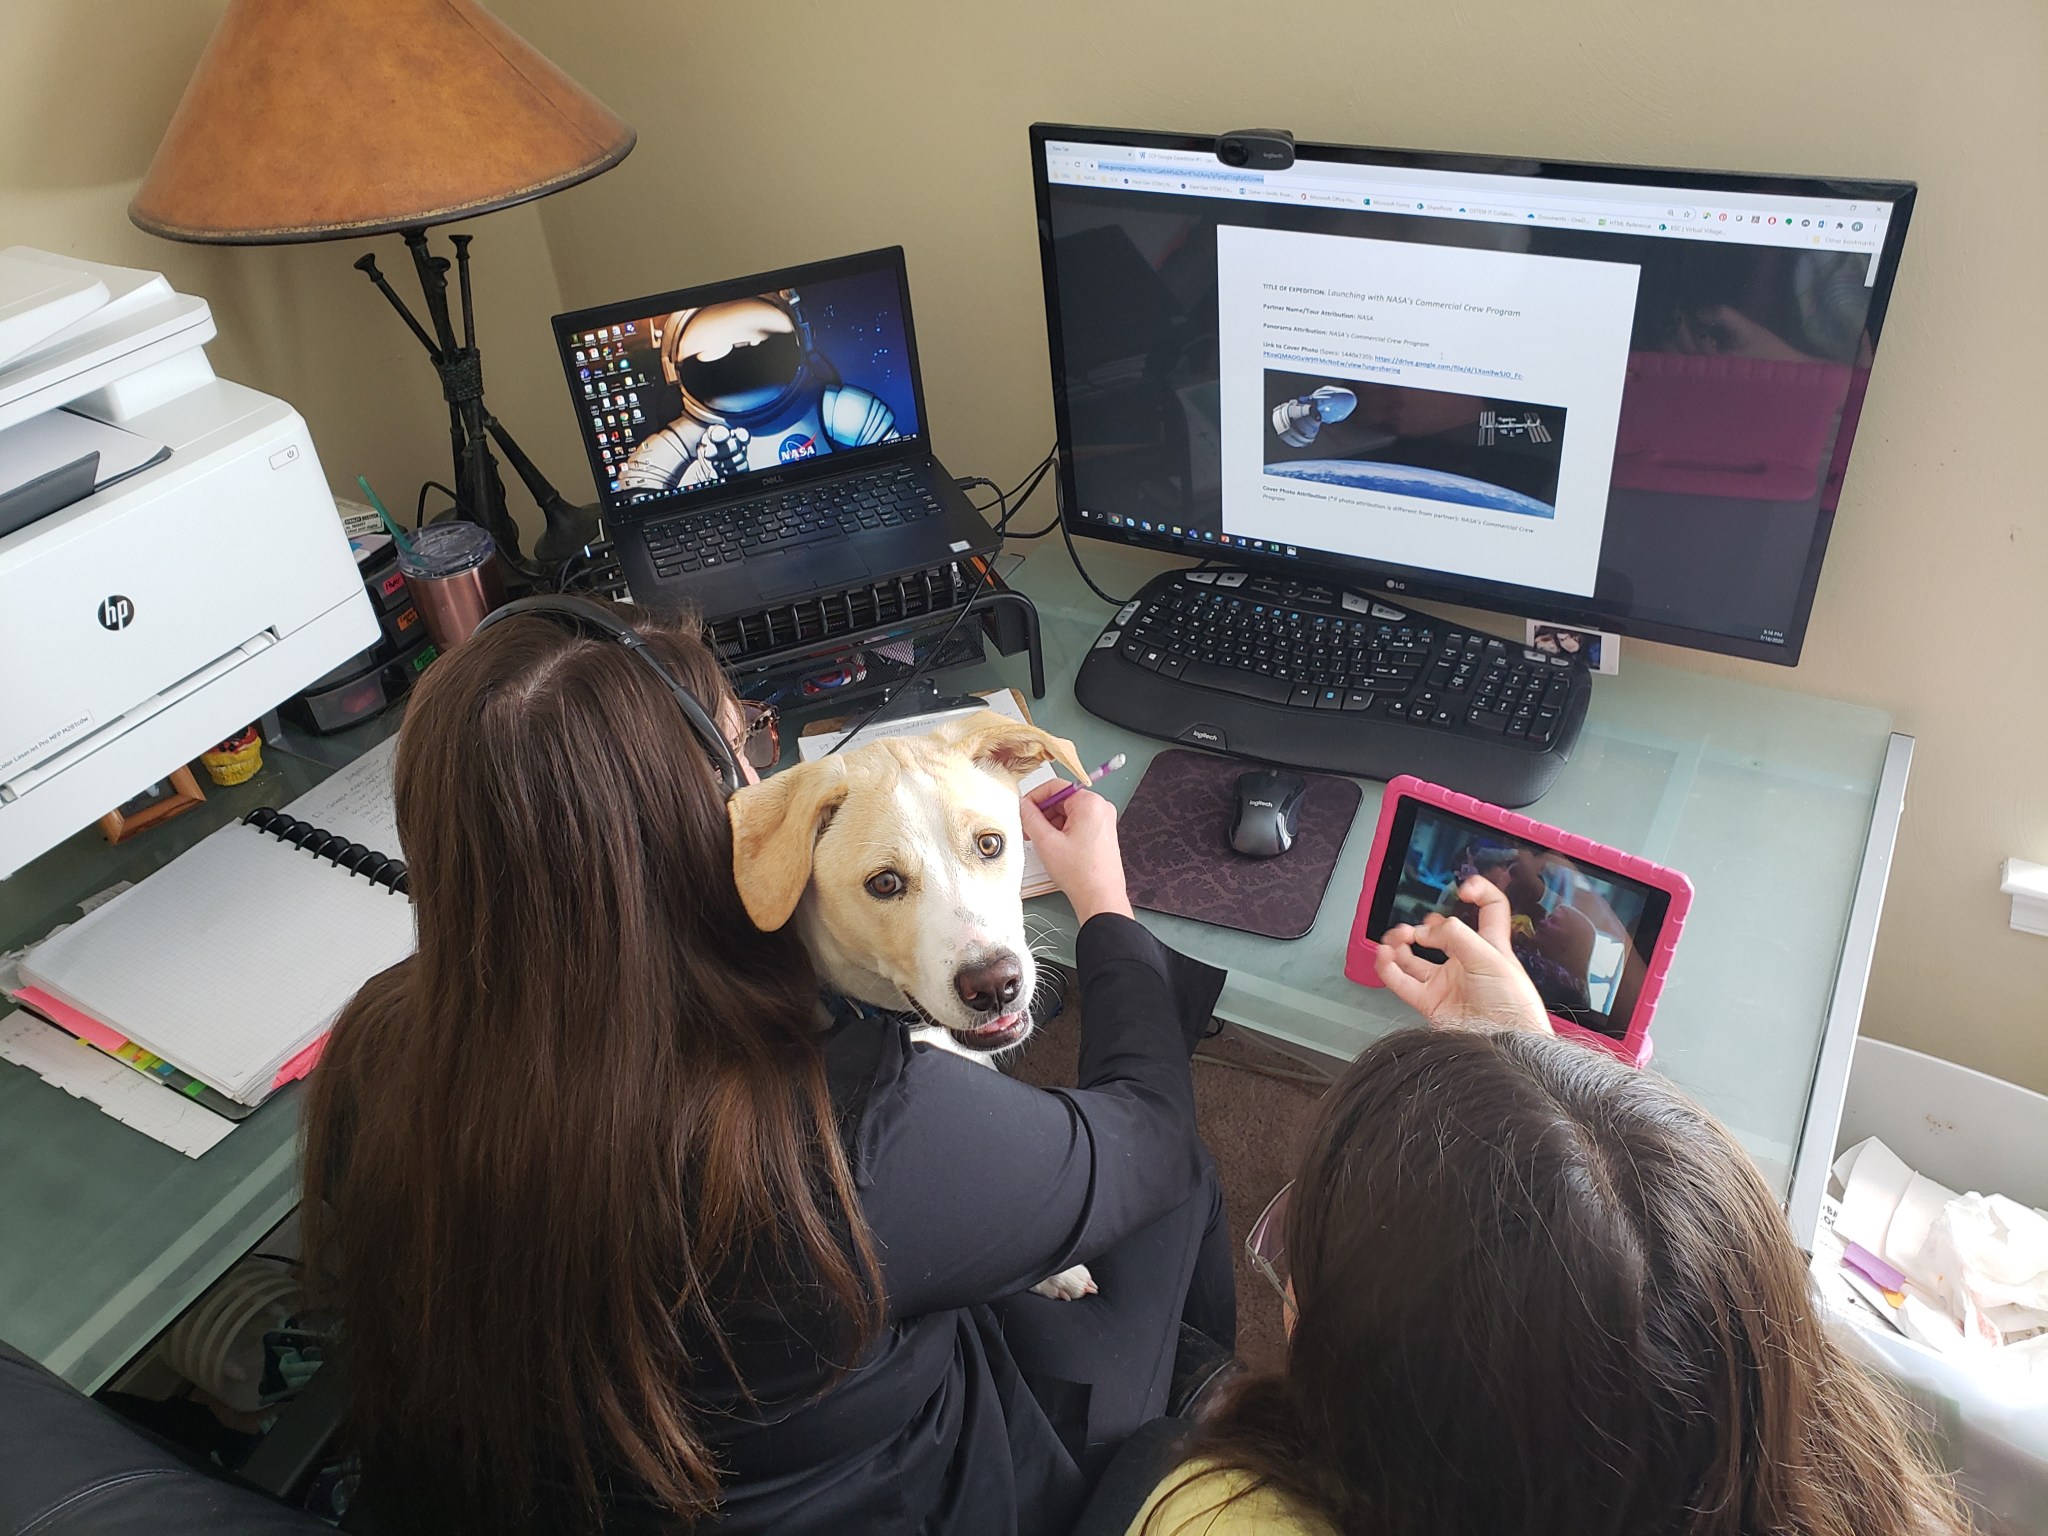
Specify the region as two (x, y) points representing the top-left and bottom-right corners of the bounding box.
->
(559, 539), (1046, 708)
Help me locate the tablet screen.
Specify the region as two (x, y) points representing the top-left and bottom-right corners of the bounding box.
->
(1370, 798), (1671, 1039)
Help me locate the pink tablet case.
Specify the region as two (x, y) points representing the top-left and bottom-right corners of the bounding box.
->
(1118, 749), (1362, 941)
(1343, 775), (1692, 1065)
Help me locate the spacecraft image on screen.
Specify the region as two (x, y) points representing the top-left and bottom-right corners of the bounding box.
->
(1262, 368), (1567, 519)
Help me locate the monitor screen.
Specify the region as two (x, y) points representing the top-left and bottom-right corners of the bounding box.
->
(1030, 126), (1915, 663)
(554, 249), (925, 517)
(1368, 797), (1671, 1038)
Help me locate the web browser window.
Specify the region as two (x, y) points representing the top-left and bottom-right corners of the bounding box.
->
(1036, 132), (1910, 661)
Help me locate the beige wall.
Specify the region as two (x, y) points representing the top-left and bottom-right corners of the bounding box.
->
(17, 1), (2044, 1084)
(0, 0), (586, 543)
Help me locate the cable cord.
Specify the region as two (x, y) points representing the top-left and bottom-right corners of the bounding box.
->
(414, 479), (458, 529)
(967, 452), (1056, 527)
(1000, 460), (1061, 539)
(1056, 471), (1132, 606)
(823, 471), (1024, 755)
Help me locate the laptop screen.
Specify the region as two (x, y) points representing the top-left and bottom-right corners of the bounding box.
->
(554, 249), (927, 518)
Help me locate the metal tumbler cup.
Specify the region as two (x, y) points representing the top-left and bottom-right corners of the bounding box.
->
(397, 522), (505, 652)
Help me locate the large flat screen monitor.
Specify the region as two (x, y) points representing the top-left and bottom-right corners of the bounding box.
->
(1030, 124), (1914, 663)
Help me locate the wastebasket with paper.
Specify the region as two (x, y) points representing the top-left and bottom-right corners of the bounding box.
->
(1815, 1037), (2048, 1534)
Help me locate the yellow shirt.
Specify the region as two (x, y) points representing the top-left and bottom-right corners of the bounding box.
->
(1124, 1459), (1334, 1536)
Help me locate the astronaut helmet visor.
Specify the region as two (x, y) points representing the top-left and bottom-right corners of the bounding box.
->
(674, 301), (804, 418)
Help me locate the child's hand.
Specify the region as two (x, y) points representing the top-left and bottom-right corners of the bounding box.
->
(1375, 876), (1551, 1033)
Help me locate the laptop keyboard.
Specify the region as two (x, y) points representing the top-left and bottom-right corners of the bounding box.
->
(642, 464), (942, 580)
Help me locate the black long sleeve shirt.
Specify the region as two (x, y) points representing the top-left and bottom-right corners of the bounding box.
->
(686, 914), (1226, 1536)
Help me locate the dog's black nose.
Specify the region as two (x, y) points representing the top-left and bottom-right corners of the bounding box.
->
(955, 954), (1024, 1014)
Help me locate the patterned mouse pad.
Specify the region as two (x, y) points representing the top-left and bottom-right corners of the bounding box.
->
(1117, 749), (1363, 941)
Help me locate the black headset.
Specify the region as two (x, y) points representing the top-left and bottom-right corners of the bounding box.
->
(469, 595), (743, 797)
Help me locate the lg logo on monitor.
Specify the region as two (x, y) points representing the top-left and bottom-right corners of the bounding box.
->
(97, 595), (135, 632)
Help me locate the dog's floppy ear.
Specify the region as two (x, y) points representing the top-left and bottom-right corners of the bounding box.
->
(728, 757), (851, 931)
(938, 709), (1090, 785)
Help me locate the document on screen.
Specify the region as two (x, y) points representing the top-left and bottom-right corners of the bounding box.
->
(1216, 225), (1640, 596)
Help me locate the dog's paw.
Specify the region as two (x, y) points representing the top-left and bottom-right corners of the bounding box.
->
(1030, 1264), (1097, 1301)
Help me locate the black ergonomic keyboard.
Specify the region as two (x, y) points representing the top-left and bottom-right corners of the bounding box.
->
(1075, 569), (1593, 808)
(640, 464), (941, 579)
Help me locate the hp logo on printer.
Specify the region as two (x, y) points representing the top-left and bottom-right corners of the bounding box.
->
(97, 595), (135, 632)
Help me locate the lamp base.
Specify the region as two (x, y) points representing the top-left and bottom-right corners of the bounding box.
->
(535, 500), (604, 566)
(354, 229), (586, 583)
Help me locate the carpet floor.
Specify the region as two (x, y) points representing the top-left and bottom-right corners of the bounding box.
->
(1006, 987), (1329, 1374)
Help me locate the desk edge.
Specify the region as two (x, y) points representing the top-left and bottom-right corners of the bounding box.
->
(1784, 730), (1914, 1249)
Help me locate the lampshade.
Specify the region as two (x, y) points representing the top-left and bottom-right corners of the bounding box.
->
(130, 0), (634, 244)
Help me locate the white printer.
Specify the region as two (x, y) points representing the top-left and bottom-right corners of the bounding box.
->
(0, 247), (379, 878)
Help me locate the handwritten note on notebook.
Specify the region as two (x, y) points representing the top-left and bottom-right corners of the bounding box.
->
(281, 736), (400, 851)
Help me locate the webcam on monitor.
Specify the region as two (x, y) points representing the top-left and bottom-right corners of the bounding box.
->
(1216, 128), (1294, 170)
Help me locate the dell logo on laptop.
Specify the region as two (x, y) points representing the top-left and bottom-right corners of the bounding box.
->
(97, 595), (135, 631)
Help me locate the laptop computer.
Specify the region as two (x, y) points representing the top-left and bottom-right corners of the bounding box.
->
(551, 247), (998, 620)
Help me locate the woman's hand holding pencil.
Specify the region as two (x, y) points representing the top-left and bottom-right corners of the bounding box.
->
(1036, 753), (1127, 812)
(1019, 756), (1133, 923)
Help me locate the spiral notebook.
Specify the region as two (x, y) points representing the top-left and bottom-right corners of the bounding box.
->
(16, 739), (414, 1107)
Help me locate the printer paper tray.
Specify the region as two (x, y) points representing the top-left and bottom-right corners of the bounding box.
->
(3, 629), (276, 799)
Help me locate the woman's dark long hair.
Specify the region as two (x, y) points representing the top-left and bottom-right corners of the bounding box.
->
(1156, 1028), (1965, 1536)
(301, 607), (880, 1533)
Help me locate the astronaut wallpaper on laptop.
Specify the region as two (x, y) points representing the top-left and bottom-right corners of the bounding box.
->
(565, 267), (920, 502)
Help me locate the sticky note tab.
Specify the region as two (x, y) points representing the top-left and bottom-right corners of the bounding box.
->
(12, 986), (127, 1053)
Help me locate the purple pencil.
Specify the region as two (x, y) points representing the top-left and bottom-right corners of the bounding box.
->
(1036, 753), (1127, 811)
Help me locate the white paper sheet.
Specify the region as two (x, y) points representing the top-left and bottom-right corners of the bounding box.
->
(0, 1009), (237, 1158)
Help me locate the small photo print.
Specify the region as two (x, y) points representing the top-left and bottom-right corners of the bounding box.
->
(1526, 619), (1618, 675)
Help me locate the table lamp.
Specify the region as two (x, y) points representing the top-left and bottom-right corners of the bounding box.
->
(129, 0), (634, 574)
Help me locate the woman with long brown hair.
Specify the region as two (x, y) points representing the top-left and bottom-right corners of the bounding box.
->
(1131, 880), (1968, 1536)
(301, 599), (1233, 1536)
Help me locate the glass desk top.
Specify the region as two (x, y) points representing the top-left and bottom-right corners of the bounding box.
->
(979, 546), (1901, 1210)
(0, 546), (1900, 1391)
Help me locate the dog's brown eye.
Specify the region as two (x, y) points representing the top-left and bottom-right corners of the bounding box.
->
(864, 869), (906, 899)
(976, 832), (1005, 860)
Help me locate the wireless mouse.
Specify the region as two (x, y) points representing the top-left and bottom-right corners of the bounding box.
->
(1230, 768), (1308, 858)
